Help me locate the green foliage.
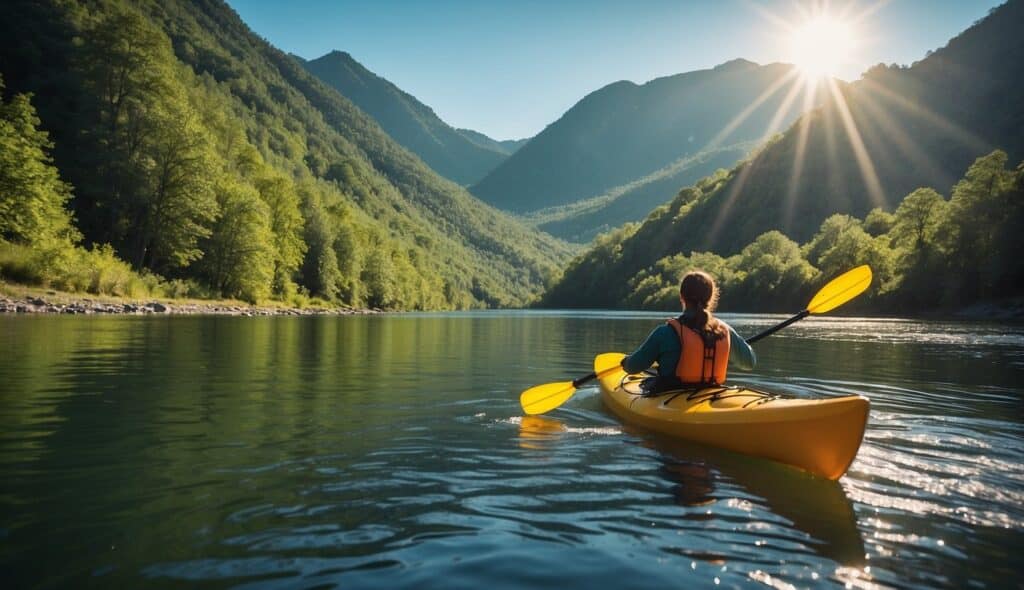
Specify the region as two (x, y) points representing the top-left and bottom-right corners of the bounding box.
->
(0, 76), (78, 247)
(254, 172), (306, 296)
(939, 151), (1015, 302)
(730, 232), (818, 310)
(863, 208), (895, 236)
(544, 149), (1024, 313)
(0, 0), (572, 309)
(0, 240), (160, 297)
(0, 71), (162, 298)
(0, 241), (42, 284)
(625, 251), (739, 310)
(197, 177), (275, 303)
(52, 244), (156, 297)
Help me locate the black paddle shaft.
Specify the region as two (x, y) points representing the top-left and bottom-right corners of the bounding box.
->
(746, 309), (810, 345)
(572, 372), (598, 388)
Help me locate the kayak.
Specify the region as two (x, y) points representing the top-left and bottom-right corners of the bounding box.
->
(597, 353), (869, 480)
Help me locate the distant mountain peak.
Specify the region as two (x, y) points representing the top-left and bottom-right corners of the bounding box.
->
(714, 58), (760, 71)
(303, 49), (514, 185)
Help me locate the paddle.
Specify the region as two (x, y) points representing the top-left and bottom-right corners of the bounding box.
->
(518, 265), (872, 416)
(519, 354), (625, 415)
(745, 264), (873, 344)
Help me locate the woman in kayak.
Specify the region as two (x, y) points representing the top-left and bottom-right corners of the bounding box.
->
(621, 270), (755, 393)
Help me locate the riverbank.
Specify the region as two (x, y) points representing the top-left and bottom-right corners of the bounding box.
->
(0, 284), (381, 316)
(950, 296), (1024, 321)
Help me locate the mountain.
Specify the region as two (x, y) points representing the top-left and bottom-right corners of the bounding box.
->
(527, 143), (754, 243)
(0, 0), (572, 309)
(301, 50), (512, 185)
(470, 59), (818, 213)
(455, 128), (528, 155)
(540, 0), (1024, 310)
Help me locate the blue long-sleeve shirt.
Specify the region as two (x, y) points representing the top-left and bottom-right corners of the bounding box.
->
(622, 314), (756, 377)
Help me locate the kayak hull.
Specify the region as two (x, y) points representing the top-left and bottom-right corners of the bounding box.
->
(598, 357), (869, 480)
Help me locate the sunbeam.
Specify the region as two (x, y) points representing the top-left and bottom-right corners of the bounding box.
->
(764, 73), (813, 138)
(851, 85), (953, 190)
(701, 67), (803, 153)
(783, 82), (820, 232)
(858, 76), (992, 155)
(826, 78), (887, 208)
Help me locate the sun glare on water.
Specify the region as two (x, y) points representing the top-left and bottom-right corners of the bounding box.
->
(788, 16), (857, 79)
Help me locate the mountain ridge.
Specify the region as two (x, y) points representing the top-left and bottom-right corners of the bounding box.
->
(470, 60), (818, 213)
(301, 50), (515, 186)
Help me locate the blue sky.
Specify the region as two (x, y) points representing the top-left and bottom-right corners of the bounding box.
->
(227, 0), (1003, 140)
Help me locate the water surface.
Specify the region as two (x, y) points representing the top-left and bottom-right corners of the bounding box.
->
(1, 312), (1021, 588)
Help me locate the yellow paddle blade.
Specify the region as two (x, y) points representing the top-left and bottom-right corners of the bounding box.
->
(594, 352), (627, 374)
(520, 381), (577, 415)
(807, 265), (873, 314)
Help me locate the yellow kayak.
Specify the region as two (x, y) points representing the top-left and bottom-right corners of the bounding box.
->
(597, 353), (869, 480)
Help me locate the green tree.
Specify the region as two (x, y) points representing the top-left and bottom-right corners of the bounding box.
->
(255, 172), (306, 297)
(802, 214), (861, 268)
(298, 181), (342, 300)
(76, 6), (177, 243)
(863, 208), (895, 236)
(990, 162), (1024, 295)
(129, 103), (217, 271)
(363, 245), (396, 309)
(890, 188), (946, 259)
(940, 151), (1015, 302)
(75, 6), (217, 273)
(733, 231), (817, 310)
(333, 215), (365, 306)
(0, 76), (78, 247)
(198, 178), (274, 302)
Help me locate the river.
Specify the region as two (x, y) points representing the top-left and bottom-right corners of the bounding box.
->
(1, 311), (1021, 588)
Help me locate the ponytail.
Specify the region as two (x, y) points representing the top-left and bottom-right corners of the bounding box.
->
(680, 271), (727, 340)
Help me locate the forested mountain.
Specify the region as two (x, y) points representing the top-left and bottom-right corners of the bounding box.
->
(540, 1), (1024, 312)
(0, 0), (571, 309)
(301, 51), (513, 186)
(455, 129), (528, 156)
(527, 143), (753, 243)
(470, 59), (817, 213)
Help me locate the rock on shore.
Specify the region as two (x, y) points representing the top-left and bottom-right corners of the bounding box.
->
(0, 294), (380, 316)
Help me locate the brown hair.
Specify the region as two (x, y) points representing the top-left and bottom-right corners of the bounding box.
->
(680, 270), (727, 339)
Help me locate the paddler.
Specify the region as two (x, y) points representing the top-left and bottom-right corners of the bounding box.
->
(622, 270), (756, 393)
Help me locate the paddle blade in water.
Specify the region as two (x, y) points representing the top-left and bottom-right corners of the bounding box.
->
(807, 265), (872, 314)
(520, 381), (576, 415)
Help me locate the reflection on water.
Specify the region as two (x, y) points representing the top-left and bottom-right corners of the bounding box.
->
(0, 312), (1022, 589)
(519, 414), (866, 566)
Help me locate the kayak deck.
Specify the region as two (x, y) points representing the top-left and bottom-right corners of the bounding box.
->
(598, 357), (869, 480)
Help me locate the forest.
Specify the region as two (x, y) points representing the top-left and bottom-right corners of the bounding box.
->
(0, 0), (571, 310)
(541, 150), (1024, 313)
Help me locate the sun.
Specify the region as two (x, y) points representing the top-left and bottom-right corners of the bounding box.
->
(788, 16), (857, 79)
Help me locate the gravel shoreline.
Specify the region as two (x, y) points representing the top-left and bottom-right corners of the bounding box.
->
(0, 294), (381, 316)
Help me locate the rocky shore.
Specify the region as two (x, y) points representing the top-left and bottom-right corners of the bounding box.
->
(0, 293), (380, 316)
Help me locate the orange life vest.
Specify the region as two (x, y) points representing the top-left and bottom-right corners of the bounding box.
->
(666, 317), (730, 384)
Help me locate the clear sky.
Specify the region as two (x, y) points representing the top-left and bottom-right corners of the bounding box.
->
(226, 0), (1003, 140)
